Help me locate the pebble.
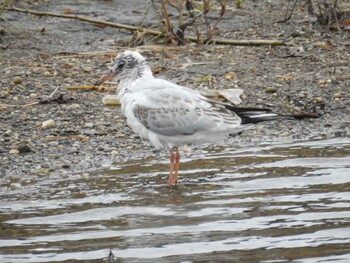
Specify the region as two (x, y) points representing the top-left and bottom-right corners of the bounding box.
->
(12, 76), (23, 84)
(36, 169), (50, 176)
(9, 183), (22, 190)
(9, 175), (21, 181)
(68, 103), (81, 110)
(68, 147), (79, 154)
(84, 122), (94, 128)
(102, 95), (120, 105)
(265, 87), (277, 93)
(29, 93), (38, 99)
(224, 71), (236, 80)
(18, 144), (33, 153)
(333, 92), (342, 98)
(43, 71), (51, 77)
(48, 141), (59, 146)
(62, 164), (70, 169)
(0, 90), (9, 98)
(83, 129), (96, 135)
(41, 163), (51, 169)
(42, 119), (56, 129)
(9, 149), (20, 155)
(316, 97), (323, 103)
(82, 66), (93, 73)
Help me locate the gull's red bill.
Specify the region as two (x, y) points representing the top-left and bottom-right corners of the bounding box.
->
(94, 71), (117, 86)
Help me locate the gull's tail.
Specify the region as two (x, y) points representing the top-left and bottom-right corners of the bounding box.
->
(225, 105), (320, 124)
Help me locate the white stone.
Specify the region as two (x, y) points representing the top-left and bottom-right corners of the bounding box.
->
(102, 95), (120, 106)
(42, 119), (56, 129)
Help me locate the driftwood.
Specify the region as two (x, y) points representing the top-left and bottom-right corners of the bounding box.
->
(7, 7), (286, 46)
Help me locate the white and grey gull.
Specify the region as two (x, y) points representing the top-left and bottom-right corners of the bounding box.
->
(95, 50), (318, 186)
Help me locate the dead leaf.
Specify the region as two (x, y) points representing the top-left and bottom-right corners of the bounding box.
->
(64, 8), (73, 14)
(152, 66), (167, 74)
(341, 18), (350, 27)
(216, 89), (243, 105)
(275, 74), (295, 80)
(163, 53), (177, 59)
(224, 71), (236, 80)
(39, 27), (46, 34)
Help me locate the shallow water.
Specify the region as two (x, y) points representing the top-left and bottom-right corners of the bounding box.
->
(1, 138), (350, 263)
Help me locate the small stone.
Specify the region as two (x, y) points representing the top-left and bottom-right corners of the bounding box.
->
(12, 76), (23, 84)
(29, 93), (38, 99)
(43, 71), (51, 77)
(9, 175), (21, 181)
(333, 92), (342, 98)
(111, 150), (118, 155)
(68, 147), (79, 154)
(41, 163), (50, 169)
(102, 95), (120, 106)
(9, 149), (20, 155)
(84, 122), (94, 128)
(42, 119), (56, 129)
(224, 71), (236, 80)
(36, 169), (50, 176)
(9, 183), (22, 190)
(40, 27), (46, 34)
(83, 129), (96, 135)
(0, 25), (6, 34)
(62, 164), (70, 169)
(82, 66), (93, 73)
(265, 87), (277, 93)
(316, 97), (323, 103)
(240, 93), (248, 100)
(18, 144), (33, 153)
(115, 133), (126, 138)
(68, 103), (80, 110)
(0, 90), (9, 98)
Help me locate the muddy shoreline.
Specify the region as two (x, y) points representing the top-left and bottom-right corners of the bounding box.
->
(1, 1), (349, 187)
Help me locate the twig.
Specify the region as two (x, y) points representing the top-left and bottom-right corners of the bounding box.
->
(48, 85), (60, 97)
(160, 0), (172, 33)
(278, 0), (299, 23)
(208, 39), (285, 45)
(7, 6), (286, 46)
(0, 85), (60, 108)
(207, 0), (227, 41)
(331, 0), (340, 31)
(7, 7), (162, 35)
(66, 85), (115, 91)
(52, 50), (116, 58)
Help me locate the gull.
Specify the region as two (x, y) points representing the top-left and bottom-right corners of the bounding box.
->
(96, 50), (318, 186)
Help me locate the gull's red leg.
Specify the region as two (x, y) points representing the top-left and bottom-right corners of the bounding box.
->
(167, 148), (175, 185)
(174, 146), (180, 185)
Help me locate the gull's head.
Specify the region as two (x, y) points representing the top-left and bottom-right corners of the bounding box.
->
(95, 50), (147, 85)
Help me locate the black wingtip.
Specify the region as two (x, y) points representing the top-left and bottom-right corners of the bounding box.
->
(225, 104), (321, 124)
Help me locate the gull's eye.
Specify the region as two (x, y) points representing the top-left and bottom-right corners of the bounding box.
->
(118, 61), (125, 69)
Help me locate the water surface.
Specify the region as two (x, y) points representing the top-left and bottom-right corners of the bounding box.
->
(1, 138), (350, 262)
